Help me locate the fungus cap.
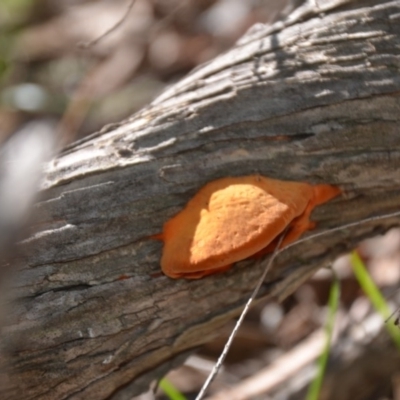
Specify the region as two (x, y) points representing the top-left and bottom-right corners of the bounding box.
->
(160, 175), (340, 279)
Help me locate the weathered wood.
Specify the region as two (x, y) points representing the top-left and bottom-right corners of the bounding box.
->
(2, 1), (400, 398)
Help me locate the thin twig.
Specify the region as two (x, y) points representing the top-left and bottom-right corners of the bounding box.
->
(78, 0), (137, 49)
(195, 230), (288, 400)
(195, 209), (400, 400)
(151, 2), (186, 33)
(281, 209), (400, 254)
(385, 305), (400, 324)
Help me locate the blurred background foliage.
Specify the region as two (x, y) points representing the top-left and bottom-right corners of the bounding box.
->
(0, 0), (292, 142)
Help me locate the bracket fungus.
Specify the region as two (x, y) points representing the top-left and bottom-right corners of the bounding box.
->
(157, 175), (341, 279)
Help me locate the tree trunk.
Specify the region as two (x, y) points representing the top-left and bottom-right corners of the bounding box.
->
(3, 0), (400, 398)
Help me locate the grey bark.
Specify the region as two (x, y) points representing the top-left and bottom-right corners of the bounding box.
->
(2, 0), (400, 398)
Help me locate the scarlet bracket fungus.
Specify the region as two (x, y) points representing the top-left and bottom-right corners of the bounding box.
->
(157, 175), (341, 279)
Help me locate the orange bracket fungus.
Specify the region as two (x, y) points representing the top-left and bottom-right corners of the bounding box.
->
(156, 175), (341, 279)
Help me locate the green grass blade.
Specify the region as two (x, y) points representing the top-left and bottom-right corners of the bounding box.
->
(306, 270), (340, 400)
(350, 250), (400, 351)
(159, 378), (188, 400)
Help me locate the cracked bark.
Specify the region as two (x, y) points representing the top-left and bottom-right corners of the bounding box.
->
(2, 0), (400, 399)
